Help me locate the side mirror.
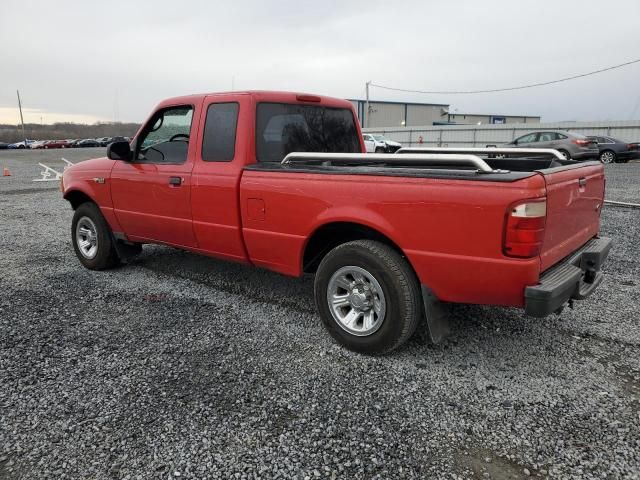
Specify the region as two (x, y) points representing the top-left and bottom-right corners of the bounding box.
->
(107, 141), (132, 161)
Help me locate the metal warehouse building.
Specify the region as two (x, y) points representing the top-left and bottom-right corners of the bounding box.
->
(349, 99), (448, 129)
(349, 99), (540, 128)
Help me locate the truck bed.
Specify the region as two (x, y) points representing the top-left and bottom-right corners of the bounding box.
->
(246, 151), (597, 181)
(240, 149), (604, 307)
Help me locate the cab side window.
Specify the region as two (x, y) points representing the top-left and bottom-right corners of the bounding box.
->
(201, 103), (239, 162)
(136, 106), (193, 164)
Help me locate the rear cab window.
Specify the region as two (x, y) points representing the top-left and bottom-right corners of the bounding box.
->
(255, 103), (360, 163)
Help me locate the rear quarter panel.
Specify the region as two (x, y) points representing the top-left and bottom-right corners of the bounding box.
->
(240, 170), (547, 306)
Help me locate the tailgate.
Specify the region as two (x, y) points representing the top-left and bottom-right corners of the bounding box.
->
(539, 162), (605, 272)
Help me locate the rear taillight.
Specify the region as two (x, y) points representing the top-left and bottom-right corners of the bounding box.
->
(503, 199), (546, 258)
(573, 139), (590, 146)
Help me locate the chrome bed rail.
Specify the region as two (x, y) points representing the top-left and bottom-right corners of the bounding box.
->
(396, 147), (566, 161)
(281, 152), (499, 173)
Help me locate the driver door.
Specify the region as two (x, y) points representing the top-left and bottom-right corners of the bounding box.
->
(111, 103), (199, 247)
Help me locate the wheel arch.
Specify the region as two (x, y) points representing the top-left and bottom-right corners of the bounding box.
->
(302, 221), (408, 274)
(64, 189), (96, 210)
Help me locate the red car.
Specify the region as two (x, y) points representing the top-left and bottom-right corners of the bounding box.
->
(61, 91), (611, 353)
(44, 139), (70, 149)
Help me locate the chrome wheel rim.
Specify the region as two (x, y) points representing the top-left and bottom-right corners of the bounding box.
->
(601, 151), (614, 164)
(327, 266), (386, 337)
(76, 216), (98, 259)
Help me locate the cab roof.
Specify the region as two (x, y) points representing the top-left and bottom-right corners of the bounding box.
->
(156, 91), (354, 110)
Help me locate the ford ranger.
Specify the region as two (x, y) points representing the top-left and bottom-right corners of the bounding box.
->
(61, 91), (611, 354)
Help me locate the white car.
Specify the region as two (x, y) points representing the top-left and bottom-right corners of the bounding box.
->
(8, 139), (35, 149)
(362, 134), (402, 153)
(362, 134), (389, 153)
(375, 134), (402, 153)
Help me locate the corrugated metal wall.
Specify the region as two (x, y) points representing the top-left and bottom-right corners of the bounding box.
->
(363, 120), (640, 147)
(406, 105), (444, 126)
(368, 102), (405, 128)
(350, 100), (447, 128)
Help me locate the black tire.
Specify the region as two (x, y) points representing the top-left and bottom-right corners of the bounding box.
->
(71, 202), (119, 270)
(375, 147), (385, 153)
(600, 150), (616, 164)
(314, 240), (422, 354)
(558, 149), (571, 160)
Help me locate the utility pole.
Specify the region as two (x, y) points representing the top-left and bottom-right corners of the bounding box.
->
(365, 81), (371, 129)
(16, 90), (26, 143)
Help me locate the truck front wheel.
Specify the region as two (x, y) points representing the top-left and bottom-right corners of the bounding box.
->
(314, 240), (421, 354)
(71, 202), (119, 270)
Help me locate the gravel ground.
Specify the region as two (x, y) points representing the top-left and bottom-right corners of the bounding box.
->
(0, 150), (639, 479)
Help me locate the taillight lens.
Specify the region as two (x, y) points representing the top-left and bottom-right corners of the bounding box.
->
(573, 139), (590, 146)
(503, 199), (546, 258)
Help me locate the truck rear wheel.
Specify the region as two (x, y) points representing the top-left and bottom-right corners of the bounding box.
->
(71, 202), (119, 270)
(314, 240), (421, 354)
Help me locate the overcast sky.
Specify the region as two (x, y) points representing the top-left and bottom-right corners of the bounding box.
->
(1, 0), (639, 124)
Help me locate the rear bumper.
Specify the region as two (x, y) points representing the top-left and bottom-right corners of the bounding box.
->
(525, 237), (612, 317)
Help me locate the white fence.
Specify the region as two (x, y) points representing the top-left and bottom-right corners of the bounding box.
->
(363, 120), (640, 148)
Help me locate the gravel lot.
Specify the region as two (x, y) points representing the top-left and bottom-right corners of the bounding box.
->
(1, 149), (639, 479)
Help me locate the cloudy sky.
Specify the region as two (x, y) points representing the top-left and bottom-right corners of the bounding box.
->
(1, 0), (639, 124)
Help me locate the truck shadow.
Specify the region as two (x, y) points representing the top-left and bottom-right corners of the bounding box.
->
(127, 244), (558, 357)
(129, 244), (317, 314)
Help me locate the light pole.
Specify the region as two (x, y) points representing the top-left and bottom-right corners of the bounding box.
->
(16, 90), (26, 143)
(364, 81), (371, 129)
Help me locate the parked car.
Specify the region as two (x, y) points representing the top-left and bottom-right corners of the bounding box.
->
(362, 134), (376, 153)
(375, 135), (402, 153)
(74, 139), (101, 148)
(108, 136), (128, 146)
(61, 91), (610, 354)
(29, 140), (47, 149)
(361, 134), (386, 152)
(505, 131), (598, 160)
(96, 137), (113, 147)
(586, 136), (639, 164)
(0, 142), (9, 150)
(44, 139), (71, 149)
(8, 140), (35, 149)
(365, 134), (402, 153)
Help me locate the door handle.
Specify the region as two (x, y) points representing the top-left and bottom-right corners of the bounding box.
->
(168, 176), (182, 186)
(578, 177), (587, 187)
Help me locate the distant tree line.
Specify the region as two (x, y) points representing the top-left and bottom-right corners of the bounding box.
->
(0, 121), (141, 143)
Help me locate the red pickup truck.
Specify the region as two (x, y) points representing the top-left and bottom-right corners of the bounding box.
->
(61, 91), (611, 354)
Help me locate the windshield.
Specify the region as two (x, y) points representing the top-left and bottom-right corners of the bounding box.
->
(373, 135), (386, 141)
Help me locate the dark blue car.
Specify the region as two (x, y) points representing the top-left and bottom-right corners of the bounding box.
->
(587, 136), (639, 164)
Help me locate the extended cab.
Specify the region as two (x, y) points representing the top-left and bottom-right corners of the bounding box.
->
(61, 91), (611, 354)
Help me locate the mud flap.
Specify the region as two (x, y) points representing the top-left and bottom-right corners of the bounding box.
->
(421, 285), (451, 344)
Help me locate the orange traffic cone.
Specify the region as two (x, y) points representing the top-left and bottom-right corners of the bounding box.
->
(2, 167), (10, 177)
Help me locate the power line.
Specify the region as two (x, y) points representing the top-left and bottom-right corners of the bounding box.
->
(370, 58), (640, 95)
